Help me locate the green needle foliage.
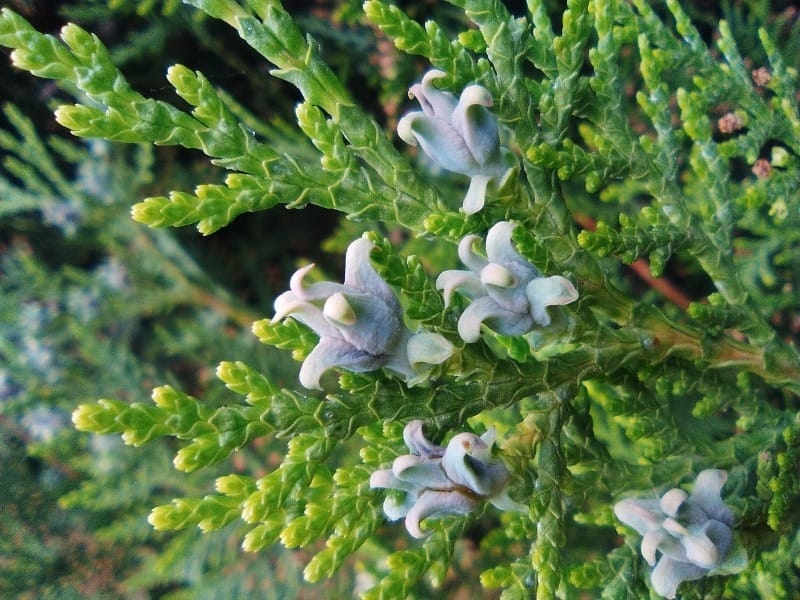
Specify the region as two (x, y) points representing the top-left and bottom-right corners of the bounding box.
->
(2, 0), (800, 598)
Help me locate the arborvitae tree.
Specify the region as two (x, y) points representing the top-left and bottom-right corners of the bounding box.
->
(2, 1), (799, 598)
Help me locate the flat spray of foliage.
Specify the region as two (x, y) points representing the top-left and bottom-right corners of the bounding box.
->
(2, 0), (800, 598)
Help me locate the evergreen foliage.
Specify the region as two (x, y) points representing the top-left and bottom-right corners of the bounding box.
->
(2, 1), (800, 598)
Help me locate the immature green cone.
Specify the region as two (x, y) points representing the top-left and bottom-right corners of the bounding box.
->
(614, 469), (746, 598)
(436, 221), (578, 342)
(272, 235), (452, 389)
(398, 70), (513, 214)
(370, 420), (523, 538)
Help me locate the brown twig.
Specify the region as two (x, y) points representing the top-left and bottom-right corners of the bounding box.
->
(574, 214), (692, 310)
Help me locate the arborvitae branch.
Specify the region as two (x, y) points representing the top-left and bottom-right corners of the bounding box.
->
(4, 1), (800, 597)
(363, 1), (489, 86)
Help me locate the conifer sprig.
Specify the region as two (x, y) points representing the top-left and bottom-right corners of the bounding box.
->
(3, 1), (800, 597)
